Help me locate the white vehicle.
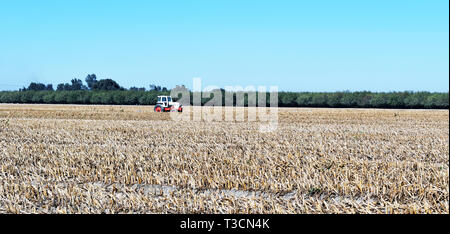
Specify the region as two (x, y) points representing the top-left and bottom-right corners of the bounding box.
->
(154, 96), (183, 112)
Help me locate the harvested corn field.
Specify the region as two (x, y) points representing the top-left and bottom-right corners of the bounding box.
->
(0, 104), (448, 213)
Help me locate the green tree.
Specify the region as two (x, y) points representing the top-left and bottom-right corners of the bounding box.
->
(311, 93), (327, 107)
(85, 74), (98, 89)
(92, 79), (123, 91)
(280, 92), (297, 107)
(296, 93), (312, 107)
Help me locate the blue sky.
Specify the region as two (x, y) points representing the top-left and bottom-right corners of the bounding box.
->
(0, 0), (448, 92)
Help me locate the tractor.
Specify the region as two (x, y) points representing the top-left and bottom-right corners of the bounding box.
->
(154, 95), (183, 112)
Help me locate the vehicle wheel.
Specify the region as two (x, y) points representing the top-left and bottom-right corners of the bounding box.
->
(154, 105), (162, 112)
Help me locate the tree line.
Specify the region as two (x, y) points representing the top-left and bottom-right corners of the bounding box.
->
(1, 90), (447, 109)
(1, 74), (448, 109)
(18, 74), (165, 92)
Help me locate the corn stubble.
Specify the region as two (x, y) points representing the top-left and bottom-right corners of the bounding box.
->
(0, 104), (448, 213)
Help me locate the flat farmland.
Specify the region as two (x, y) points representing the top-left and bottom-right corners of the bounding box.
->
(0, 104), (448, 213)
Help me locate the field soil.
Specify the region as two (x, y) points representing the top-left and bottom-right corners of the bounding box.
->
(0, 104), (448, 213)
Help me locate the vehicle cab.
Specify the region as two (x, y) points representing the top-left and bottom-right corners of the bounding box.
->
(157, 96), (171, 107)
